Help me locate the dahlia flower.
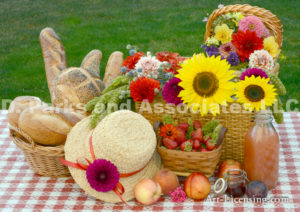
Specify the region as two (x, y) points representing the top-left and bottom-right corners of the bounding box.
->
(135, 55), (162, 79)
(162, 77), (183, 105)
(122, 52), (144, 70)
(232, 30), (264, 62)
(130, 77), (160, 103)
(240, 68), (269, 81)
(219, 42), (236, 58)
(86, 159), (120, 192)
(249, 50), (274, 72)
(238, 16), (265, 38)
(214, 24), (233, 44)
(263, 36), (281, 58)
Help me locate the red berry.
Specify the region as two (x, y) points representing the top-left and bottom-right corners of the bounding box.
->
(192, 128), (204, 142)
(175, 127), (187, 145)
(163, 137), (178, 149)
(192, 139), (201, 150)
(206, 138), (216, 151)
(178, 122), (189, 132)
(193, 120), (202, 130)
(180, 140), (193, 152)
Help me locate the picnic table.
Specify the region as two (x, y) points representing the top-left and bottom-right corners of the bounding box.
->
(0, 110), (299, 211)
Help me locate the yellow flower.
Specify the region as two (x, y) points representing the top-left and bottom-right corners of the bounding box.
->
(233, 12), (244, 26)
(176, 54), (235, 116)
(235, 75), (277, 112)
(214, 24), (233, 44)
(264, 36), (281, 57)
(205, 36), (220, 46)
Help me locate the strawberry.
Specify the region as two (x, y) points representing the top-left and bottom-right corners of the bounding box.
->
(206, 138), (216, 151)
(200, 148), (209, 152)
(193, 120), (202, 130)
(175, 127), (187, 145)
(204, 135), (211, 145)
(178, 122), (189, 132)
(180, 140), (193, 152)
(192, 139), (201, 150)
(162, 137), (178, 149)
(191, 128), (204, 142)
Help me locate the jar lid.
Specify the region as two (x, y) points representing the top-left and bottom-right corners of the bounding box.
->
(213, 178), (228, 196)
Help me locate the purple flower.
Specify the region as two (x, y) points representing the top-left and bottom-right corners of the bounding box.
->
(240, 68), (269, 81)
(226, 52), (240, 66)
(162, 77), (183, 105)
(86, 159), (119, 192)
(201, 44), (218, 57)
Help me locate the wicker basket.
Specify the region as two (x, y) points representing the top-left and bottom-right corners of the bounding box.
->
(154, 122), (226, 177)
(136, 97), (255, 164)
(204, 4), (283, 76)
(9, 126), (70, 178)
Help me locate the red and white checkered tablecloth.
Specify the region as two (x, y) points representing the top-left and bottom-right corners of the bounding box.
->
(0, 110), (299, 211)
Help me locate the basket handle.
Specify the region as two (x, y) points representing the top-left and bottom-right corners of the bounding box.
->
(216, 127), (227, 148)
(204, 4), (283, 48)
(9, 125), (37, 149)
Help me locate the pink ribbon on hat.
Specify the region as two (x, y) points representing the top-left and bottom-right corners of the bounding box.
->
(60, 132), (148, 207)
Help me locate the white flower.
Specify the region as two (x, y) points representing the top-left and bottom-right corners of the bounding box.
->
(202, 17), (208, 23)
(218, 4), (224, 9)
(135, 56), (162, 79)
(205, 36), (220, 46)
(249, 50), (274, 72)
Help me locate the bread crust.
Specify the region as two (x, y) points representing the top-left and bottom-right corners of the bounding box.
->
(103, 51), (123, 86)
(18, 106), (86, 146)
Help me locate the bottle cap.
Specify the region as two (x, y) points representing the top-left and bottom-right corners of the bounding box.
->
(213, 178), (228, 196)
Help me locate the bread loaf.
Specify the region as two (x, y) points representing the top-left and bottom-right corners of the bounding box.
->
(103, 51), (123, 87)
(18, 106), (86, 146)
(7, 96), (45, 127)
(40, 28), (67, 101)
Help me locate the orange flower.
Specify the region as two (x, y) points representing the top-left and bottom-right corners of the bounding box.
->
(160, 124), (178, 140)
(123, 52), (144, 70)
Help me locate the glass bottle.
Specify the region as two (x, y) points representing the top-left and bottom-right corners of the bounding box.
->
(244, 110), (279, 190)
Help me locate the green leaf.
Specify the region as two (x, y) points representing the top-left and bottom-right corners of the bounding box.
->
(162, 114), (174, 125)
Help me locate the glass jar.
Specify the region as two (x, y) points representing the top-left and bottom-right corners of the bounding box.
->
(214, 169), (248, 198)
(244, 110), (279, 190)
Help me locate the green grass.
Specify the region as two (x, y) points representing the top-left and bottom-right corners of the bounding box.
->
(0, 0), (299, 110)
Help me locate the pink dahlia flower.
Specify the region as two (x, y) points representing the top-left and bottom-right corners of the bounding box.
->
(238, 16), (265, 38)
(219, 42), (236, 59)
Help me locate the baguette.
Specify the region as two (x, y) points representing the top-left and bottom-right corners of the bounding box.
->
(40, 28), (67, 101)
(103, 51), (123, 87)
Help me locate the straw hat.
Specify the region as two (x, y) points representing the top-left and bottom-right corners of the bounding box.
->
(64, 110), (162, 203)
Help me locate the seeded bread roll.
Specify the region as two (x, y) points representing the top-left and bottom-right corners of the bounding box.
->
(103, 51), (124, 87)
(18, 106), (86, 146)
(7, 96), (45, 127)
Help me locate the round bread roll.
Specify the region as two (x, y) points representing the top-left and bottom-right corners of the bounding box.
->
(18, 106), (86, 146)
(7, 96), (45, 127)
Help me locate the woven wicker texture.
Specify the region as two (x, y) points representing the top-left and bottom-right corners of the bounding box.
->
(204, 4), (283, 48)
(135, 97), (255, 164)
(9, 126), (70, 178)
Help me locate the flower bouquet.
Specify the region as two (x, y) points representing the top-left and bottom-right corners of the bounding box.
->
(202, 4), (282, 77)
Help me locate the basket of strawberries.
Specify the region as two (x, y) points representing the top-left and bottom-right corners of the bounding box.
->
(155, 115), (227, 177)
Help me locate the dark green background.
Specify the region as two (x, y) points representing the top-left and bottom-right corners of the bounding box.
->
(0, 0), (299, 110)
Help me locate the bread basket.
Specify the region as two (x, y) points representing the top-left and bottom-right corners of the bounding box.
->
(204, 4), (283, 76)
(154, 122), (226, 177)
(9, 126), (70, 177)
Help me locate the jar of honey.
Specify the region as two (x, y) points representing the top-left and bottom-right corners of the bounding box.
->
(214, 169), (249, 198)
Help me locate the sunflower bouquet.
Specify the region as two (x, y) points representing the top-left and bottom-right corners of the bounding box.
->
(201, 11), (281, 75)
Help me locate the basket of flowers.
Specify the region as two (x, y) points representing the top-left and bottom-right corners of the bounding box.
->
(202, 4), (282, 77)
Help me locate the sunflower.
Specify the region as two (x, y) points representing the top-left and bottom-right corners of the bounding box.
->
(176, 54), (235, 116)
(235, 75), (277, 111)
